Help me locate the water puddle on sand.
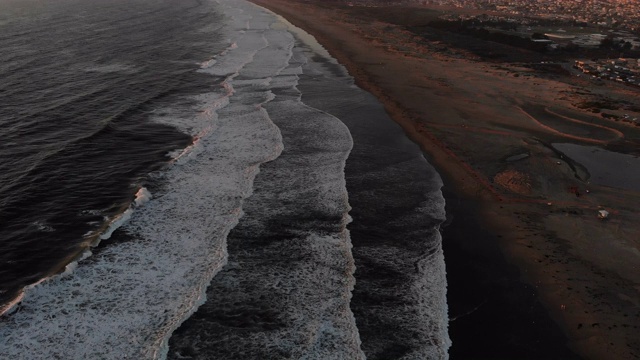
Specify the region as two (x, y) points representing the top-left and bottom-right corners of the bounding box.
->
(553, 143), (640, 191)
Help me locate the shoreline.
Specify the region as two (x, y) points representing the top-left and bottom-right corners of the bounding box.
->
(248, 1), (640, 359)
(440, 186), (578, 359)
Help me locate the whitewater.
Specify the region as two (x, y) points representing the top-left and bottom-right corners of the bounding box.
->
(0, 0), (449, 359)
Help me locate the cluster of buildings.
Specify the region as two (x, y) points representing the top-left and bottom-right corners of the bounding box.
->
(545, 31), (640, 50)
(420, 0), (640, 32)
(345, 1), (640, 53)
(574, 58), (640, 87)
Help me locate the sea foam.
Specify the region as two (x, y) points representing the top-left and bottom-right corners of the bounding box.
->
(290, 24), (451, 358)
(0, 1), (288, 358)
(167, 3), (363, 357)
(1, 1), (449, 359)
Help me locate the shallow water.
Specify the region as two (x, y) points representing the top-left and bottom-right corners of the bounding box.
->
(553, 143), (640, 191)
(1, 0), (449, 358)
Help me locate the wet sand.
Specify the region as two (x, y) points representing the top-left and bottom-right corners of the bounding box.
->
(248, 1), (640, 359)
(442, 188), (579, 359)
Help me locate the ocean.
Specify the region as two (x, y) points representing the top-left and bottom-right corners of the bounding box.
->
(0, 0), (449, 358)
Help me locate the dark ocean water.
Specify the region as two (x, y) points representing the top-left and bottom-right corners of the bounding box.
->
(0, 0), (225, 306)
(0, 0), (449, 358)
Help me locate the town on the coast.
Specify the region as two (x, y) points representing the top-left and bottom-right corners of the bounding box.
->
(425, 0), (640, 32)
(345, 0), (640, 104)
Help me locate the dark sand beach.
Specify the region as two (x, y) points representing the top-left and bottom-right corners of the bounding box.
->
(441, 187), (579, 359)
(249, 1), (640, 359)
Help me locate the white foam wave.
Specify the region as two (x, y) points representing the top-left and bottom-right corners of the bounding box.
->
(0, 185), (157, 316)
(0, 292), (24, 317)
(0, 1), (290, 358)
(199, 58), (216, 69)
(166, 2), (366, 355)
(59, 250), (93, 278)
(0, 1), (444, 358)
(231, 98), (365, 359)
(99, 208), (133, 240)
(290, 26), (451, 357)
(90, 186), (152, 242)
(134, 187), (152, 207)
(168, 46), (365, 357)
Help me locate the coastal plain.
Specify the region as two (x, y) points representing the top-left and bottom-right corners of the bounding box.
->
(248, 1), (640, 359)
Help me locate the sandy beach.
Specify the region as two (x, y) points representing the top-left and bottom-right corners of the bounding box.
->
(248, 1), (640, 359)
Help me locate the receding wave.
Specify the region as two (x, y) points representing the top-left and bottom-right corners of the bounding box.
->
(168, 2), (363, 357)
(0, 1), (286, 358)
(0, 1), (450, 359)
(286, 17), (451, 358)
